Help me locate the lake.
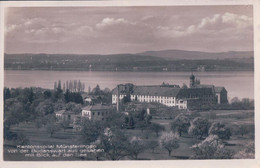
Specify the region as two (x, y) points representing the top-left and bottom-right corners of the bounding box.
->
(4, 70), (254, 100)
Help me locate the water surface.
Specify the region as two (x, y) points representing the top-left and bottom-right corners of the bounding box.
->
(4, 70), (254, 100)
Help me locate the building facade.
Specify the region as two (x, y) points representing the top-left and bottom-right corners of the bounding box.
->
(81, 104), (113, 121)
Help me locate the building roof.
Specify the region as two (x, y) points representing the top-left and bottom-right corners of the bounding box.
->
(194, 84), (215, 88)
(55, 110), (76, 115)
(176, 88), (214, 98)
(112, 84), (216, 98)
(132, 86), (181, 97)
(214, 87), (226, 93)
(82, 104), (112, 111)
(55, 109), (65, 115)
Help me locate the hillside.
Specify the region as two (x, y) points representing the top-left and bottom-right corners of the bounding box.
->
(138, 50), (253, 60)
(4, 50), (254, 72)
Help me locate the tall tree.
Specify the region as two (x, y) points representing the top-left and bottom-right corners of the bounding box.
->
(4, 87), (11, 100)
(57, 80), (62, 93)
(54, 81), (57, 90)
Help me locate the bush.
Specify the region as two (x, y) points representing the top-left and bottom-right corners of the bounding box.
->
(208, 122), (231, 140)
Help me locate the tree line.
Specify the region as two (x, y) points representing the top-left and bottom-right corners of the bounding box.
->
(54, 80), (85, 93)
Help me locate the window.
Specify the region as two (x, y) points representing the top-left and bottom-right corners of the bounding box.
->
(98, 112), (100, 115)
(92, 112), (95, 115)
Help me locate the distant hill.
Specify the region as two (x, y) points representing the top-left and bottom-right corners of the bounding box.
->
(4, 50), (254, 72)
(138, 50), (253, 60)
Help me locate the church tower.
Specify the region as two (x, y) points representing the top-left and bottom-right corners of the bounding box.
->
(190, 73), (195, 88)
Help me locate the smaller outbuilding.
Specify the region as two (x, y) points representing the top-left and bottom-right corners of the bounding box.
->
(81, 104), (113, 121)
(55, 109), (81, 128)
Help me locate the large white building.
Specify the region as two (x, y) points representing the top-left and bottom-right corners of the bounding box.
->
(112, 75), (228, 110)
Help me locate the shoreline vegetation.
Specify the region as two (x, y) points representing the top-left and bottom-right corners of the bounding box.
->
(4, 50), (254, 72)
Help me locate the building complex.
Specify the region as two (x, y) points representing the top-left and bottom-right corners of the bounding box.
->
(112, 74), (228, 110)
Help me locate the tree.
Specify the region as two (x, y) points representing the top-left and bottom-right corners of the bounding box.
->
(60, 120), (70, 132)
(57, 80), (62, 93)
(150, 123), (165, 137)
(36, 100), (54, 116)
(99, 128), (129, 160)
(54, 99), (65, 111)
(92, 84), (103, 95)
(64, 89), (71, 103)
(65, 102), (82, 114)
(125, 114), (135, 129)
(170, 114), (190, 136)
(237, 125), (250, 137)
(105, 112), (126, 129)
(43, 90), (52, 99)
(128, 136), (146, 160)
(28, 87), (35, 104)
(188, 117), (210, 139)
(4, 87), (11, 100)
(159, 132), (180, 156)
(81, 119), (104, 143)
(54, 81), (57, 90)
(208, 122), (231, 140)
(190, 135), (233, 159)
(35, 118), (43, 129)
(46, 123), (60, 137)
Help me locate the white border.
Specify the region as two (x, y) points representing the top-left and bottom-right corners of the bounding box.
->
(0, 0), (259, 168)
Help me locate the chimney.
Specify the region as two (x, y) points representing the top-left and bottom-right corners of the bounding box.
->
(117, 85), (120, 112)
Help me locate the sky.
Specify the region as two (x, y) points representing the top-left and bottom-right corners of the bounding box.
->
(4, 6), (253, 54)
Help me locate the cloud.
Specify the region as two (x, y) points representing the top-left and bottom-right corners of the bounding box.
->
(156, 12), (253, 39)
(96, 17), (133, 29)
(4, 7), (253, 54)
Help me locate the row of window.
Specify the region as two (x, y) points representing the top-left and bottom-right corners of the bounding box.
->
(132, 95), (174, 100)
(138, 98), (175, 104)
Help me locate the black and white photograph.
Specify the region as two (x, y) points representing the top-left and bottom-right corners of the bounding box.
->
(1, 1), (258, 165)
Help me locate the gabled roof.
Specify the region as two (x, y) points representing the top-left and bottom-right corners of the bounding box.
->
(132, 86), (181, 97)
(214, 87), (226, 93)
(194, 84), (226, 93)
(176, 88), (214, 98)
(55, 110), (76, 115)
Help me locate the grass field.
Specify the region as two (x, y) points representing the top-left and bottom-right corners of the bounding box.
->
(4, 109), (254, 161)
